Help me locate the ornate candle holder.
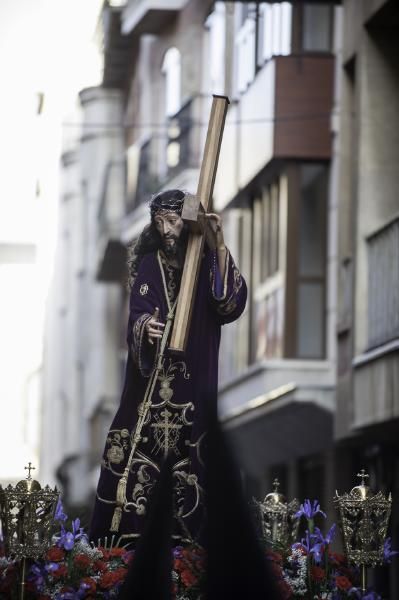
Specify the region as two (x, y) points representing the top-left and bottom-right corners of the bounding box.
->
(252, 478), (299, 548)
(0, 463), (59, 599)
(334, 469), (392, 593)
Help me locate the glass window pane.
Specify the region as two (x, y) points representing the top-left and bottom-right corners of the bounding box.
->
(280, 2), (292, 56)
(254, 287), (284, 360)
(299, 164), (326, 277)
(270, 183), (279, 275)
(297, 282), (324, 358)
(302, 4), (332, 52)
(272, 3), (281, 56)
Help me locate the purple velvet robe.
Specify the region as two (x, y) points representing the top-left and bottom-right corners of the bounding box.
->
(89, 247), (247, 548)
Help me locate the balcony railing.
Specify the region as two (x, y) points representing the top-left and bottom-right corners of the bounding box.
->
(165, 98), (194, 180)
(126, 97), (197, 214)
(367, 215), (399, 348)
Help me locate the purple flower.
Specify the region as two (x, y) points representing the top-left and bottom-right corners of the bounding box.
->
(348, 588), (381, 600)
(56, 592), (80, 600)
(78, 582), (92, 598)
(313, 523), (337, 546)
(310, 540), (324, 564)
(45, 562), (60, 573)
(56, 518), (87, 551)
(28, 564), (46, 589)
(383, 537), (399, 563)
(55, 498), (68, 522)
(292, 530), (312, 554)
(295, 499), (326, 520)
(173, 545), (184, 557)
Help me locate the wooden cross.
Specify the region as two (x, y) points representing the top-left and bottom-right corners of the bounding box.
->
(169, 94), (229, 353)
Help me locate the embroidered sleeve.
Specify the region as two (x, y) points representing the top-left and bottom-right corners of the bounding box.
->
(126, 256), (162, 377)
(209, 248), (247, 324)
(131, 313), (159, 377)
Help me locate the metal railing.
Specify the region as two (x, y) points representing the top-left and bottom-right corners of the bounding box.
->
(165, 97), (194, 180)
(126, 97), (196, 214)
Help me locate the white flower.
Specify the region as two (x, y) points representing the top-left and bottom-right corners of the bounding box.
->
(283, 548), (308, 596)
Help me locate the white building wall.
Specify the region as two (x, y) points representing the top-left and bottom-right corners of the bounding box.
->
(41, 87), (125, 504)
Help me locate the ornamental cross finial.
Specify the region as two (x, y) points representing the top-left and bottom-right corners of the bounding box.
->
(25, 462), (36, 479)
(356, 469), (369, 486)
(273, 478), (280, 492)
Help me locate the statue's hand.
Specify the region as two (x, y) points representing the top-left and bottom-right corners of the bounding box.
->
(146, 307), (165, 345)
(206, 213), (225, 250)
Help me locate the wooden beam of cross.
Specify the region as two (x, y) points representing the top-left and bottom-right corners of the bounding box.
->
(169, 94), (229, 353)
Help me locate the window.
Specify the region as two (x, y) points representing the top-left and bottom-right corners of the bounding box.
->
(257, 2), (292, 66)
(235, 3), (256, 93)
(204, 2), (226, 95)
(367, 217), (399, 348)
(162, 47), (181, 118)
(251, 165), (327, 363)
(302, 4), (333, 52)
(295, 164), (327, 358)
(252, 178), (285, 361)
(218, 209), (251, 384)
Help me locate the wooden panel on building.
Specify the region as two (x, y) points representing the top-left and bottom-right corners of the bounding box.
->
(273, 55), (334, 160)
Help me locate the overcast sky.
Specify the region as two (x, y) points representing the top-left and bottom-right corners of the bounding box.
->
(0, 0), (102, 481)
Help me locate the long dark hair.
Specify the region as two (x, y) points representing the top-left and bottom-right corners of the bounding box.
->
(127, 189), (188, 289)
(127, 222), (162, 289)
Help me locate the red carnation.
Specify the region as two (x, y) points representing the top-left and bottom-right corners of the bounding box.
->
(181, 569), (198, 588)
(99, 570), (126, 589)
(81, 577), (97, 594)
(99, 547), (110, 560)
(311, 566), (326, 582)
(74, 553), (91, 570)
(330, 551), (346, 565)
(336, 575), (352, 591)
(122, 551), (134, 565)
(53, 564), (68, 579)
(112, 567), (127, 583)
(109, 547), (125, 557)
(94, 560), (107, 573)
(46, 546), (65, 562)
(174, 558), (185, 572)
(99, 571), (116, 589)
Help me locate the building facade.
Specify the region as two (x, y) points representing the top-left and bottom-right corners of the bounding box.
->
(335, 0), (399, 595)
(42, 0), (338, 513)
(41, 1), (399, 593)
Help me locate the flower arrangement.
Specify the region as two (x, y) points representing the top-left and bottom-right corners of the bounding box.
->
(0, 499), (206, 600)
(0, 498), (395, 599)
(265, 499), (397, 600)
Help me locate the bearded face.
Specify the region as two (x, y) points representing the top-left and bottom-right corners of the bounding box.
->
(153, 210), (185, 258)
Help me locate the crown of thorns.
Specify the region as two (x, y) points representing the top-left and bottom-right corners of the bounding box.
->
(149, 190), (185, 219)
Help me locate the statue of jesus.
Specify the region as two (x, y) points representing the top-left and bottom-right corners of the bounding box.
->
(89, 189), (247, 548)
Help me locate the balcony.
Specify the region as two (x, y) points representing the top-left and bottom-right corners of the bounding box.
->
(125, 97), (200, 214)
(121, 0), (189, 35)
(352, 216), (399, 430)
(367, 215), (399, 349)
(214, 55), (334, 210)
(218, 359), (335, 478)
